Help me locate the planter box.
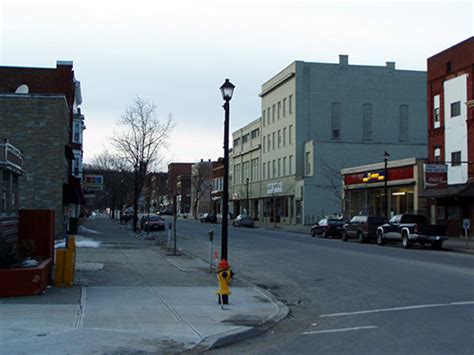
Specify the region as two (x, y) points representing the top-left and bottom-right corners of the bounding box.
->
(0, 258), (52, 297)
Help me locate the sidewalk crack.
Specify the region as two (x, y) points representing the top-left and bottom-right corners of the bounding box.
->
(74, 286), (86, 329)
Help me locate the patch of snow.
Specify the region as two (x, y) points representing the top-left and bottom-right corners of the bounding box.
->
(21, 258), (40, 267)
(55, 235), (101, 248)
(79, 226), (101, 234)
(76, 262), (104, 271)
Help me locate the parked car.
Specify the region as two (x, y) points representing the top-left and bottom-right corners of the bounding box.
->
(121, 207), (134, 222)
(342, 215), (386, 243)
(141, 215), (166, 231)
(376, 214), (448, 249)
(311, 218), (345, 238)
(232, 214), (254, 228)
(157, 209), (173, 216)
(200, 213), (217, 223)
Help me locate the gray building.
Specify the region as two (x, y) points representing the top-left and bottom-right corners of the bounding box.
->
(232, 55), (427, 225)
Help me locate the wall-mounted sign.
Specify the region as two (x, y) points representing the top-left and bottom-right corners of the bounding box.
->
(344, 165), (414, 186)
(362, 170), (385, 183)
(84, 175), (104, 191)
(423, 164), (447, 189)
(267, 182), (282, 194)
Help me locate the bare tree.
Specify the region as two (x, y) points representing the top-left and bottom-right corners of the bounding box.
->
(109, 96), (174, 231)
(191, 161), (212, 219)
(319, 158), (345, 217)
(87, 151), (132, 219)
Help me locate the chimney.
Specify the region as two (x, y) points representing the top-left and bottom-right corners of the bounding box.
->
(56, 60), (73, 68)
(339, 55), (349, 65)
(386, 62), (395, 70)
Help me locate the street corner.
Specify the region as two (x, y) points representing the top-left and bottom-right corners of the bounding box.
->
(194, 286), (289, 351)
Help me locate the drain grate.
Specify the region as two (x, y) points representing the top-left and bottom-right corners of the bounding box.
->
(281, 299), (310, 306)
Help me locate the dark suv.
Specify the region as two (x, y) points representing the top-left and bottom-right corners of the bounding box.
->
(311, 218), (345, 238)
(342, 215), (386, 243)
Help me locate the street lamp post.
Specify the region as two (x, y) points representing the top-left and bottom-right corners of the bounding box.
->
(133, 163), (139, 232)
(384, 151), (390, 219)
(220, 79), (235, 261)
(246, 177), (250, 216)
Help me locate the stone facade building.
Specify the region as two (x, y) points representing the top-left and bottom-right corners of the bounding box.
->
(0, 60), (84, 236)
(0, 95), (70, 236)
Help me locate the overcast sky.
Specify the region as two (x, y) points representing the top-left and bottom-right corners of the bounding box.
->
(1, 0), (472, 170)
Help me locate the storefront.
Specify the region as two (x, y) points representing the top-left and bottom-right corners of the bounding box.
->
(341, 158), (429, 219)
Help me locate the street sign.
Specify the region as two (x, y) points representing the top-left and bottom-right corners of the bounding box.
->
(84, 175), (104, 191)
(267, 182), (282, 194)
(463, 219), (470, 230)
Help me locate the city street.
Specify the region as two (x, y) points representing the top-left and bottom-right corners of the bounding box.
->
(169, 217), (474, 354)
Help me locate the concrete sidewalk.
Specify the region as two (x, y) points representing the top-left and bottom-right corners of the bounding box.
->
(0, 215), (287, 354)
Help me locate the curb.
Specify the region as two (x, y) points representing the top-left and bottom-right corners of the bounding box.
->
(196, 286), (289, 351)
(169, 237), (290, 352)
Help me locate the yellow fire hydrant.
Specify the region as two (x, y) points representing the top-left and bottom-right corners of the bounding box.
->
(217, 258), (233, 305)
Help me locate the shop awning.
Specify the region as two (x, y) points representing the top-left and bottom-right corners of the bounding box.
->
(419, 183), (474, 198)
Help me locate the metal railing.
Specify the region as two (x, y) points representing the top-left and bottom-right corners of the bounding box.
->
(0, 140), (24, 174)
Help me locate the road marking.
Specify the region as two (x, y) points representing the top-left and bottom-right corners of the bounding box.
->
(303, 325), (378, 335)
(320, 300), (474, 318)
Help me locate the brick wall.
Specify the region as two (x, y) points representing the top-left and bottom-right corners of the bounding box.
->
(0, 95), (69, 237)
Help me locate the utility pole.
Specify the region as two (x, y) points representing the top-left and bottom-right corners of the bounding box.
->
(384, 151), (390, 219)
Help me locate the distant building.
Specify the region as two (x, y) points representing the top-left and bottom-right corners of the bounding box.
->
(191, 160), (213, 218)
(149, 172), (168, 211)
(176, 175), (191, 215)
(422, 37), (474, 236)
(211, 158), (224, 216)
(167, 162), (192, 210)
(229, 119), (261, 219)
(0, 61), (84, 236)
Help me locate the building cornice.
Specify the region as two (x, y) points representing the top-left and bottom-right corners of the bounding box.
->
(259, 72), (295, 98)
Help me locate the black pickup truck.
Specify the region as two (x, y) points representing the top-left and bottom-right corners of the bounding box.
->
(376, 214), (448, 249)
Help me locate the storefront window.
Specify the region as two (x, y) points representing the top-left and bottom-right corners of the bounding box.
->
(390, 188), (414, 215)
(447, 206), (461, 219)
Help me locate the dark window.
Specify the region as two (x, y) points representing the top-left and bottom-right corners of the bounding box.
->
(242, 134), (249, 144)
(399, 105), (409, 141)
(434, 146), (441, 163)
(451, 151), (461, 166)
(446, 61), (452, 73)
(251, 129), (259, 139)
(362, 103), (372, 140)
(450, 101), (461, 117)
(434, 107), (440, 125)
(331, 102), (341, 139)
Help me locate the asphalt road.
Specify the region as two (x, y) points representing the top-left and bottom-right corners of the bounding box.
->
(166, 217), (474, 355)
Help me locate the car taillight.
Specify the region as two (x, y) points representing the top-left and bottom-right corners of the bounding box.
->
(414, 224), (419, 233)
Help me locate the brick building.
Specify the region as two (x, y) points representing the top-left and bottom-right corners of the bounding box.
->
(211, 158), (224, 216)
(167, 163), (192, 212)
(422, 37), (474, 236)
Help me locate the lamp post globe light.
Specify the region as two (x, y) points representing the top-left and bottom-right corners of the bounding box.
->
(220, 79), (235, 262)
(384, 151), (390, 219)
